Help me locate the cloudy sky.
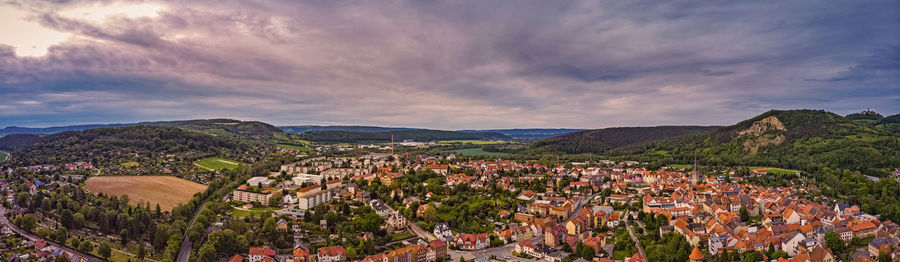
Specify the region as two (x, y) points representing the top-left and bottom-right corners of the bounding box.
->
(1, 0), (898, 129)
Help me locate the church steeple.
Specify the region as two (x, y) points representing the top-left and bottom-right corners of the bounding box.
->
(691, 155), (701, 185)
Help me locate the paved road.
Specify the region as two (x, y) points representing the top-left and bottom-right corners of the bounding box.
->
(407, 221), (436, 242)
(623, 216), (646, 259)
(0, 206), (105, 262)
(176, 201), (208, 262)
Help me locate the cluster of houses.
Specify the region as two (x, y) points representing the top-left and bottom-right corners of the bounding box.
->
(0, 237), (93, 262)
(229, 239), (448, 262)
(26, 162), (93, 172)
(229, 152), (900, 262)
(359, 240), (448, 262)
(369, 199), (408, 232)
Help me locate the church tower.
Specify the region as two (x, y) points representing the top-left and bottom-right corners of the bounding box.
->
(691, 156), (701, 185)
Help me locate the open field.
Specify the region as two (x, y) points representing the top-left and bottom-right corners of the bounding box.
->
(0, 151), (8, 162)
(120, 161), (140, 167)
(194, 157), (243, 170)
(452, 148), (512, 157)
(277, 144), (310, 151)
(84, 176), (207, 210)
(439, 140), (506, 145)
(749, 166), (800, 175)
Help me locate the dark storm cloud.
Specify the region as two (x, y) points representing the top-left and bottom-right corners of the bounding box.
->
(0, 0), (898, 129)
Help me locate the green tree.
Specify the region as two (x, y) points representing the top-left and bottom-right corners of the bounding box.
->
(55, 227), (68, 243)
(60, 209), (74, 228)
(739, 207), (750, 222)
(15, 214), (37, 232)
(73, 213), (85, 229)
(198, 243), (218, 262)
(261, 217), (278, 242)
(138, 241), (146, 259)
(824, 232), (844, 253)
(98, 242), (112, 260)
(562, 243), (573, 252)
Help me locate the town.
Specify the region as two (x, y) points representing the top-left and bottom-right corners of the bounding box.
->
(2, 140), (899, 262)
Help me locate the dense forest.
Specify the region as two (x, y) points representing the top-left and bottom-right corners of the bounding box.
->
(1, 119), (283, 140)
(647, 110), (900, 176)
(531, 126), (721, 154)
(0, 134), (40, 151)
(299, 129), (509, 143)
(279, 125), (422, 133)
(8, 125), (254, 166)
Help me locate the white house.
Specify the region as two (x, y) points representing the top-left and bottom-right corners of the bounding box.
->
(247, 177), (272, 187)
(781, 232), (806, 256)
(434, 223), (453, 241)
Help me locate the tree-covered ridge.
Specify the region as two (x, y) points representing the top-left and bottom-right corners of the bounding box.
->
(140, 119), (283, 139)
(845, 112), (884, 121)
(279, 125), (422, 133)
(878, 114), (900, 124)
(299, 129), (510, 143)
(0, 133), (40, 151)
(9, 125), (254, 167)
(531, 126), (721, 154)
(685, 110), (900, 176)
(1, 119), (284, 140)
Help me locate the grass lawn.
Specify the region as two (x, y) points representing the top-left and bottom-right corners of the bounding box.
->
(390, 232), (415, 241)
(194, 157), (243, 170)
(232, 207), (279, 217)
(0, 151), (8, 162)
(611, 250), (633, 260)
(452, 148), (512, 157)
(749, 166), (799, 175)
(120, 161), (140, 167)
(439, 140), (506, 145)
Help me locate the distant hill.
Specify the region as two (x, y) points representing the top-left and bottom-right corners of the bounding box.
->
(879, 113), (900, 124)
(300, 130), (510, 143)
(634, 110), (900, 176)
(7, 125), (252, 166)
(141, 119), (282, 139)
(0, 124), (129, 137)
(280, 126), (586, 140)
(279, 125), (422, 133)
(1, 119), (283, 140)
(0, 134), (41, 151)
(845, 112), (883, 121)
(531, 126), (721, 154)
(458, 128), (588, 140)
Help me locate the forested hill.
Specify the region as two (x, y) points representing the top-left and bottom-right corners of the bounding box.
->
(0, 124), (121, 137)
(282, 126), (587, 140)
(631, 110), (900, 176)
(6, 125), (253, 166)
(1, 119), (282, 139)
(300, 130), (510, 143)
(531, 126), (721, 154)
(139, 119), (282, 139)
(0, 134), (40, 151)
(458, 128), (588, 140)
(279, 125), (422, 133)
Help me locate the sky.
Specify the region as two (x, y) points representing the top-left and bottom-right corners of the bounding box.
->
(0, 0), (898, 130)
